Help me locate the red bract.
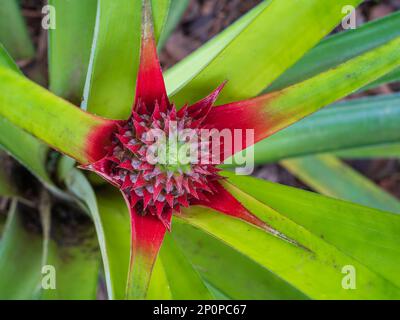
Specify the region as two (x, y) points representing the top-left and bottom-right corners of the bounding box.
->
(82, 1), (273, 297)
(83, 85), (226, 230)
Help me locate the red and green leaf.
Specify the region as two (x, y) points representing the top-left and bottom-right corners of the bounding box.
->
(134, 0), (168, 111)
(125, 0), (170, 299)
(246, 93), (400, 165)
(203, 36), (400, 160)
(0, 67), (118, 164)
(126, 207), (170, 299)
(83, 0), (173, 119)
(0, 44), (64, 193)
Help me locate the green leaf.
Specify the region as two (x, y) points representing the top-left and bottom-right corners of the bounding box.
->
(222, 172), (400, 295)
(266, 10), (400, 93)
(0, 45), (61, 191)
(0, 115), (72, 201)
(334, 143), (400, 159)
(168, 0), (363, 106)
(147, 257), (172, 300)
(158, 233), (213, 300)
(0, 0), (35, 60)
(165, 1), (269, 98)
(48, 0), (97, 104)
(0, 116), (54, 187)
(0, 201), (43, 299)
(94, 186), (131, 299)
(41, 226), (100, 300)
(0, 66), (114, 164)
(43, 190), (101, 300)
(247, 93), (400, 164)
(176, 203), (400, 299)
(157, 0), (190, 49)
(151, 0), (170, 44)
(282, 154), (400, 214)
(177, 172), (400, 299)
(64, 170), (130, 300)
(0, 43), (20, 70)
(0, 192), (99, 300)
(204, 282), (230, 300)
(33, 189), (99, 301)
(82, 0), (142, 118)
(1, 45), (89, 195)
(366, 67), (400, 90)
(173, 222), (308, 300)
(83, 0), (171, 119)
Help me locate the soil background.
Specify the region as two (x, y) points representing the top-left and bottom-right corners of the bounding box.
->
(14, 0), (400, 199)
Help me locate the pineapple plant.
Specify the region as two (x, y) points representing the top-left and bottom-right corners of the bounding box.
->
(0, 0), (399, 300)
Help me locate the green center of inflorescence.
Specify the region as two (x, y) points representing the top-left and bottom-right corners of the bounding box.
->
(156, 138), (193, 174)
